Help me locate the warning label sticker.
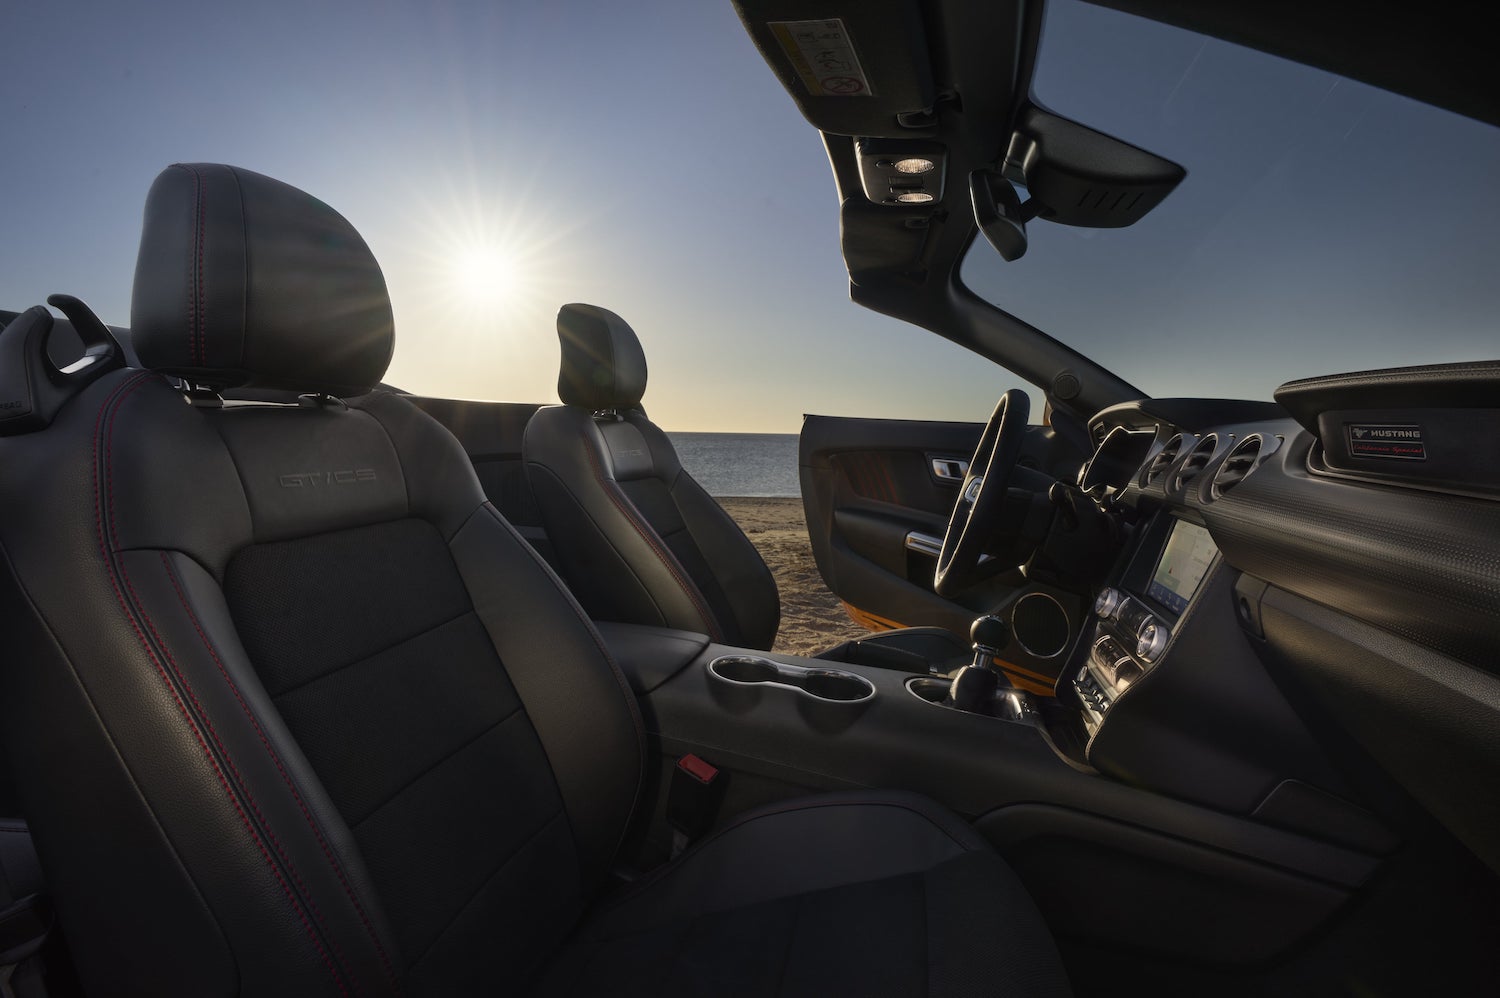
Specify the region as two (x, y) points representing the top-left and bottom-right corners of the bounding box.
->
(769, 19), (875, 97)
(1347, 423), (1427, 461)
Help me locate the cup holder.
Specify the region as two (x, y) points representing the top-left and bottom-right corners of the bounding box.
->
(707, 655), (875, 704)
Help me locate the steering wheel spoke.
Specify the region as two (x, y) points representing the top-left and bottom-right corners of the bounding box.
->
(935, 389), (1031, 597)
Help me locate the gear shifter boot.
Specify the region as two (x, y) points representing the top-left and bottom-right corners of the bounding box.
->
(949, 663), (1000, 713)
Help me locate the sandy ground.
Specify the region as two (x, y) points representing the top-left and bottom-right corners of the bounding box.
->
(716, 497), (871, 657)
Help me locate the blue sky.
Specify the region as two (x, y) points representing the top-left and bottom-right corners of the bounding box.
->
(3, 1), (1497, 431)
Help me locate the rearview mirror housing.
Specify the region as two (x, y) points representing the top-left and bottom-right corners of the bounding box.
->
(1004, 106), (1186, 228)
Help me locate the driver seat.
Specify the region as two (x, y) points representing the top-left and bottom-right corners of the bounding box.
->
(524, 304), (971, 669)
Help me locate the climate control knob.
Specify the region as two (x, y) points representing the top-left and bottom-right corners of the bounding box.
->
(1094, 587), (1125, 619)
(1135, 617), (1169, 662)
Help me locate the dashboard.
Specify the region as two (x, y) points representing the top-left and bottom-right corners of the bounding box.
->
(1064, 372), (1500, 873)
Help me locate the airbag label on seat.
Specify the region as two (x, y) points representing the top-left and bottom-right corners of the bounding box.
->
(1347, 423), (1426, 460)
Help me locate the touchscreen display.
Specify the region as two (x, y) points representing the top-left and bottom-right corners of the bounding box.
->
(1147, 520), (1217, 614)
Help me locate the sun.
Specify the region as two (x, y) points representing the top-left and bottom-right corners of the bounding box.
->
(448, 243), (525, 309)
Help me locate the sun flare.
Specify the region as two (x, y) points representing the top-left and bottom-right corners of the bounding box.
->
(449, 244), (524, 308)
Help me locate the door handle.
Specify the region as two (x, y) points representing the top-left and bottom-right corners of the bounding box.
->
(905, 530), (992, 564)
(931, 458), (969, 481)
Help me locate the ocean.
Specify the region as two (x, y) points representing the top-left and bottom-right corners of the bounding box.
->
(666, 432), (800, 498)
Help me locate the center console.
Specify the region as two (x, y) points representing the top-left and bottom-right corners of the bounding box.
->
(1074, 514), (1219, 735)
(596, 587), (1381, 970)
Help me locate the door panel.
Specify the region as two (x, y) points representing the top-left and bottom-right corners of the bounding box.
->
(799, 413), (1087, 652)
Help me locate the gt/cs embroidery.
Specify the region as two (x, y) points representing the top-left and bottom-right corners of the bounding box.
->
(278, 468), (378, 488)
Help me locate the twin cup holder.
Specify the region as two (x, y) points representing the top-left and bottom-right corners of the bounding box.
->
(706, 655), (876, 732)
(707, 655), (876, 704)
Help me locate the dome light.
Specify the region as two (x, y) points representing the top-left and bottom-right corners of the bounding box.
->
(893, 157), (936, 175)
(895, 191), (935, 203)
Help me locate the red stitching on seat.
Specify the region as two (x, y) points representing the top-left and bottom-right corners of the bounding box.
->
(94, 374), (351, 996)
(159, 551), (401, 992)
(171, 165), (206, 367)
(581, 439), (723, 642)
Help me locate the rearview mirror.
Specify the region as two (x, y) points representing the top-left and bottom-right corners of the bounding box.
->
(1004, 106), (1185, 229)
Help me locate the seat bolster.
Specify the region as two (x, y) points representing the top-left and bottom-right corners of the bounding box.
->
(146, 551), (405, 989)
(450, 503), (645, 888)
(625, 413), (780, 648)
(80, 547), (403, 995)
(524, 405), (725, 639)
(662, 459), (782, 650)
(0, 371), (403, 995)
(350, 389), (490, 541)
(0, 538), (235, 996)
(581, 791), (987, 939)
(0, 820), (42, 905)
(543, 791), (1072, 997)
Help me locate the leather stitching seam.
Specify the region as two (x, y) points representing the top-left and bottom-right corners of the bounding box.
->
(173, 164), (207, 367)
(94, 373), (351, 996)
(159, 552), (401, 991)
(581, 439), (723, 641)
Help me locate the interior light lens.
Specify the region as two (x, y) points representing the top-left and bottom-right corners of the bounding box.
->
(894, 157), (936, 174)
(895, 191), (935, 203)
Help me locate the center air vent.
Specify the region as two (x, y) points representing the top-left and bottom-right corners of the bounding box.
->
(1210, 435), (1263, 499)
(1173, 434), (1218, 491)
(1143, 434), (1185, 487)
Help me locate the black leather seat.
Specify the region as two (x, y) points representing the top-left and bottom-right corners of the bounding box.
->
(0, 164), (1068, 996)
(524, 304), (971, 670)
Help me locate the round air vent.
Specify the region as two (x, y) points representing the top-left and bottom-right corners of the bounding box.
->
(1143, 433), (1185, 487)
(1012, 593), (1070, 659)
(1210, 435), (1263, 499)
(1173, 434), (1218, 491)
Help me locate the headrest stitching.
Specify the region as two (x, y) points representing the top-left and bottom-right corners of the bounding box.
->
(194, 167), (207, 367)
(174, 163), (209, 369)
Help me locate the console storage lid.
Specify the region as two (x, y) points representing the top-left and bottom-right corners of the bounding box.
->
(595, 621), (711, 694)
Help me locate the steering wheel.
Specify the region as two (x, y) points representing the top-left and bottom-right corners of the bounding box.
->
(935, 388), (1031, 597)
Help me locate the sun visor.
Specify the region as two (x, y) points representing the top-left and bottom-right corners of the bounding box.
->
(839, 198), (933, 285)
(733, 1), (938, 137)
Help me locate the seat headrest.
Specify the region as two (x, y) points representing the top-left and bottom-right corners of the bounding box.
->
(557, 303), (647, 410)
(130, 164), (394, 396)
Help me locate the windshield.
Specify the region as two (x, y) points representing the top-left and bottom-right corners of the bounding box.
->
(961, 0), (1500, 402)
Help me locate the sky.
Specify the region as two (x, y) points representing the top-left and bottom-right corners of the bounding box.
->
(2, 1), (1497, 432)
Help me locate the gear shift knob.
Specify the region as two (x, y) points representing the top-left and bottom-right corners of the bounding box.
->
(970, 614), (1008, 655)
(950, 614), (1013, 713)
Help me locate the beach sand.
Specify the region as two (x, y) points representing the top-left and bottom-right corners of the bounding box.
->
(717, 497), (872, 657)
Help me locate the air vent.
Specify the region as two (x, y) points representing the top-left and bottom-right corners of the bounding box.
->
(1174, 434), (1218, 490)
(1143, 434), (1185, 486)
(1211, 435), (1263, 499)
